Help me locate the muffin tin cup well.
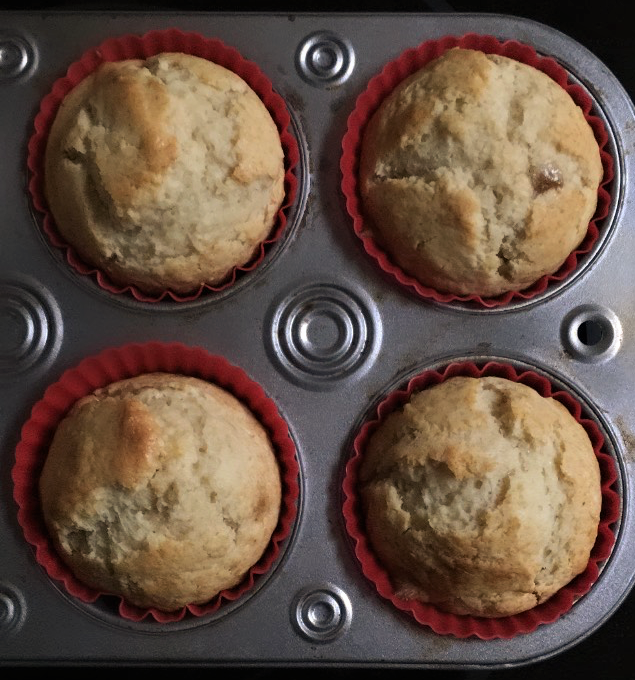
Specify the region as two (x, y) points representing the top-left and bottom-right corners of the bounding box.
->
(12, 341), (300, 624)
(27, 28), (301, 304)
(340, 32), (615, 310)
(342, 359), (620, 639)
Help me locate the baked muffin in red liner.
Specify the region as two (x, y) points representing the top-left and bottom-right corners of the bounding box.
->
(27, 28), (299, 303)
(13, 341), (299, 623)
(340, 33), (613, 308)
(342, 360), (619, 639)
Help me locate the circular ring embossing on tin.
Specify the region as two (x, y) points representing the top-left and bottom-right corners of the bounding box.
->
(0, 34), (36, 81)
(561, 304), (622, 363)
(296, 31), (355, 87)
(0, 278), (62, 375)
(292, 583), (352, 642)
(0, 583), (27, 634)
(269, 284), (379, 388)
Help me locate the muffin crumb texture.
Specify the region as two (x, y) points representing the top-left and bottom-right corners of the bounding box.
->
(359, 48), (603, 297)
(39, 373), (282, 612)
(359, 376), (602, 617)
(44, 52), (285, 295)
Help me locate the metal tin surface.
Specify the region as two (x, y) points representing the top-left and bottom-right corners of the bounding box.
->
(1, 10), (635, 669)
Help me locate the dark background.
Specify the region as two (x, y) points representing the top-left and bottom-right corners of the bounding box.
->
(1, 0), (632, 676)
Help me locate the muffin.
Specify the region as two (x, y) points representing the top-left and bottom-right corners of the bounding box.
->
(43, 52), (286, 295)
(358, 47), (604, 298)
(357, 375), (602, 618)
(38, 372), (282, 612)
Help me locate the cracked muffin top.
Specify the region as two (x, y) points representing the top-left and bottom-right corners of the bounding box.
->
(358, 48), (603, 297)
(44, 52), (285, 295)
(39, 372), (282, 612)
(358, 375), (601, 618)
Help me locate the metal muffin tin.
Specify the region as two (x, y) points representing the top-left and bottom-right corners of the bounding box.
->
(1, 10), (634, 669)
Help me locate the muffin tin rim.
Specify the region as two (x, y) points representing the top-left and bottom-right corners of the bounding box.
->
(3, 8), (635, 667)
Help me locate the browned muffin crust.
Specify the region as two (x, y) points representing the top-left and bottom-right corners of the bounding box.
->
(359, 376), (601, 617)
(359, 48), (603, 297)
(44, 53), (285, 295)
(39, 373), (282, 611)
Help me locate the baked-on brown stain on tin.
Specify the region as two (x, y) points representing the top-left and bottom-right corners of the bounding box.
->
(615, 415), (635, 463)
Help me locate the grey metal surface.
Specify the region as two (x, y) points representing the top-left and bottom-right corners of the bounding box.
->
(1, 10), (634, 669)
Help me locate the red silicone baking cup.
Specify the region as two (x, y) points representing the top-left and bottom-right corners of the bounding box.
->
(27, 28), (300, 303)
(12, 341), (300, 623)
(340, 33), (614, 309)
(342, 360), (620, 639)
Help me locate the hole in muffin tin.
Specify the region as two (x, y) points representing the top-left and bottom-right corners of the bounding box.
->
(561, 304), (622, 362)
(578, 320), (604, 346)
